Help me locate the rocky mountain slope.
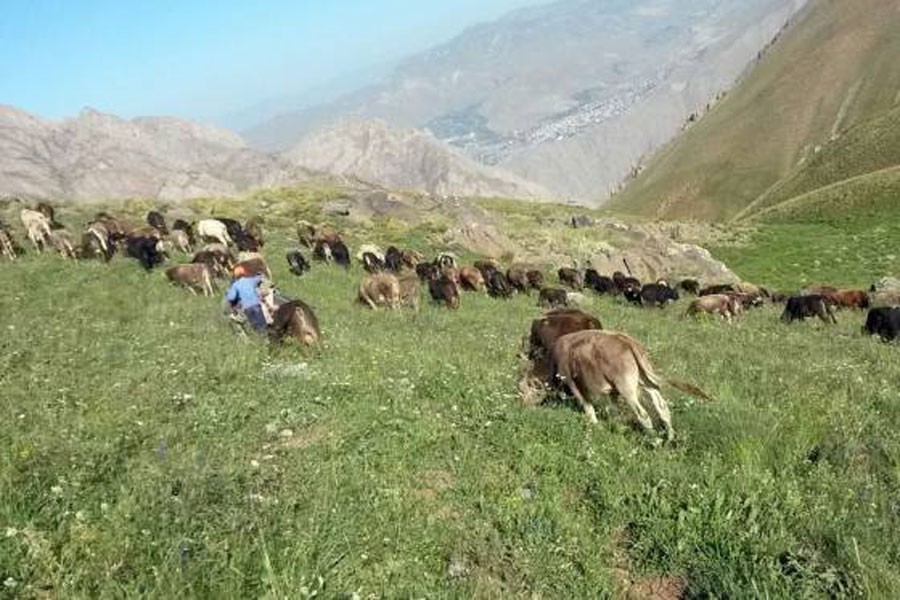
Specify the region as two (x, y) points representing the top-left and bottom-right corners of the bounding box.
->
(285, 119), (549, 199)
(612, 0), (900, 221)
(0, 105), (312, 201)
(245, 0), (807, 203)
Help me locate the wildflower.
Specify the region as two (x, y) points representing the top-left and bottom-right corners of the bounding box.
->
(4, 527), (17, 538)
(3, 577), (17, 589)
(50, 485), (63, 496)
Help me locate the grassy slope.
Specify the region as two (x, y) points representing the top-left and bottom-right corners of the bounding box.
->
(610, 0), (900, 221)
(712, 168), (900, 290)
(2, 197), (900, 596)
(738, 107), (900, 219)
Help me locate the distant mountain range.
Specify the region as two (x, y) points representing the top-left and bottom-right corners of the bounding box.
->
(246, 0), (808, 203)
(0, 105), (311, 201)
(1, 0), (813, 204)
(0, 105), (541, 201)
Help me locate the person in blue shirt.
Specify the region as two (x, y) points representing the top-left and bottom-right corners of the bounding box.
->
(226, 266), (268, 334)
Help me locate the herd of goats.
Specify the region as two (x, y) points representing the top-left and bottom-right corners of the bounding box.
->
(2, 202), (899, 441)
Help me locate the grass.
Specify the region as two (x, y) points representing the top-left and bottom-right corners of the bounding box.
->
(2, 208), (900, 597)
(737, 107), (900, 219)
(709, 169), (900, 291)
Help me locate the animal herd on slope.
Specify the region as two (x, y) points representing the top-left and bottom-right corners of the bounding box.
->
(2, 203), (899, 443)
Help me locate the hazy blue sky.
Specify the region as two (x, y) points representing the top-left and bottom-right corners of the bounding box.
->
(1, 0), (541, 124)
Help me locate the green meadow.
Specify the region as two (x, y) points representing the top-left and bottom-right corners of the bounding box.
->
(1, 198), (899, 598)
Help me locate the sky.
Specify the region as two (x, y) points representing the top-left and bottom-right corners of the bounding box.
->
(0, 0), (542, 127)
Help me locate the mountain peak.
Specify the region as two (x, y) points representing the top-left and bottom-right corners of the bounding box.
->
(286, 118), (549, 199)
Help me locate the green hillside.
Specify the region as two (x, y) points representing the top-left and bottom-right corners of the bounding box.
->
(611, 0), (900, 221)
(751, 166), (900, 224)
(737, 107), (900, 219)
(2, 190), (900, 596)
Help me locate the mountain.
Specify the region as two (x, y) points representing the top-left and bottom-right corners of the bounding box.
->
(611, 0), (900, 221)
(0, 105), (312, 202)
(244, 0), (808, 203)
(284, 118), (549, 198)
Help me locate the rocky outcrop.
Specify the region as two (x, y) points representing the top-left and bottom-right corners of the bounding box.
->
(581, 219), (739, 284)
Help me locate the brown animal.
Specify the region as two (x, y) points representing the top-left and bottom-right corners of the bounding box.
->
(441, 265), (461, 285)
(297, 221), (316, 247)
(169, 229), (192, 254)
(685, 294), (743, 322)
(397, 272), (421, 310)
(538, 287), (569, 309)
(269, 300), (320, 346)
(359, 274), (401, 309)
(245, 217), (265, 247)
(86, 221), (111, 256)
(459, 266), (486, 291)
(236, 257), (272, 279)
(728, 292), (765, 310)
(551, 330), (673, 440)
(827, 289), (869, 310)
(400, 249), (422, 269)
(131, 226), (162, 240)
(191, 249), (233, 277)
(526, 270), (544, 290)
(507, 265), (531, 294)
(95, 212), (130, 239)
(528, 308), (603, 364)
(558, 267), (584, 290)
(474, 258), (500, 275)
(166, 264), (215, 296)
(429, 275), (460, 309)
(48, 229), (77, 259)
(314, 228), (342, 246)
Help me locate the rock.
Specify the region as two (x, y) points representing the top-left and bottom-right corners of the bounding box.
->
(447, 557), (470, 579)
(322, 200), (351, 216)
(584, 221), (739, 284)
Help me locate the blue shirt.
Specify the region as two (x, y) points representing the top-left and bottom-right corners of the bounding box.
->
(226, 275), (262, 309)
